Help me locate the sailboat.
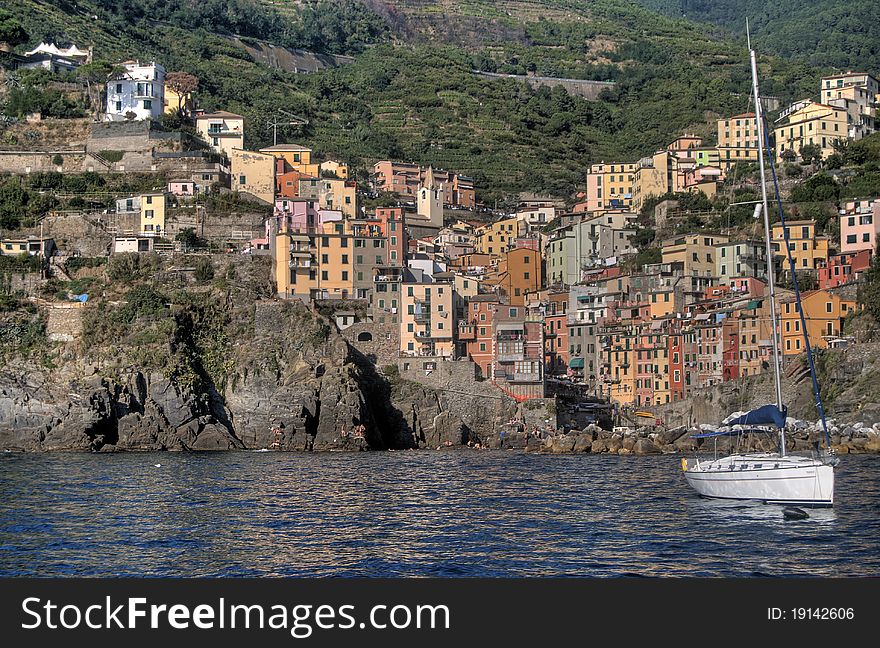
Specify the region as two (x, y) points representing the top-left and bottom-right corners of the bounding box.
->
(681, 28), (837, 507)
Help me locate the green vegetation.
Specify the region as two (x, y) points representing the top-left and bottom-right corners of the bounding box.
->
(635, 1), (880, 73)
(65, 256), (106, 273)
(97, 150), (124, 163)
(0, 0), (826, 203)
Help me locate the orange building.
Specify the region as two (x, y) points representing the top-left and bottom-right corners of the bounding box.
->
(780, 290), (857, 356)
(485, 247), (543, 306)
(543, 290), (569, 377)
(458, 295), (501, 377)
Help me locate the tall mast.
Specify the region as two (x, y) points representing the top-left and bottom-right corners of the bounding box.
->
(748, 28), (786, 456)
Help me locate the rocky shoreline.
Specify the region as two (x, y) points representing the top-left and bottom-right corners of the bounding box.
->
(485, 419), (880, 456)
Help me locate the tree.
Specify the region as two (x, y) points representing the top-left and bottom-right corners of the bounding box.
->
(175, 227), (201, 249)
(858, 245), (880, 324)
(800, 143), (823, 167)
(164, 72), (199, 115)
(76, 60), (116, 117)
(780, 148), (797, 163)
(0, 10), (28, 48)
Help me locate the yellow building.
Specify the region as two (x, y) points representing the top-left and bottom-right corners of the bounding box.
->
(258, 144), (320, 177)
(400, 281), (455, 358)
(771, 220), (830, 272)
(274, 229), (316, 301)
(164, 85), (194, 116)
(604, 333), (636, 406)
(474, 217), (523, 257)
(319, 160), (349, 179)
(649, 287), (676, 319)
(717, 112), (759, 171)
(661, 233), (730, 277)
(298, 177), (358, 217)
(585, 162), (637, 211)
(140, 192), (166, 236)
(632, 151), (681, 212)
(780, 291), (857, 356)
(195, 111), (244, 158)
(773, 101), (848, 162)
(231, 149), (275, 204)
(315, 225), (355, 299)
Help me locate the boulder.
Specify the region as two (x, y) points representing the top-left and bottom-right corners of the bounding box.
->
(573, 435), (593, 453)
(606, 436), (622, 453)
(633, 438), (662, 455)
(190, 423), (241, 450)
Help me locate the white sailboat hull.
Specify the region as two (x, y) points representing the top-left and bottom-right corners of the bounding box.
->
(683, 454), (834, 506)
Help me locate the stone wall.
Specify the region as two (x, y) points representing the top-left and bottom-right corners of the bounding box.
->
(2, 272), (43, 297)
(341, 321), (399, 366)
(473, 70), (616, 100)
(46, 302), (85, 342)
(0, 151), (87, 174)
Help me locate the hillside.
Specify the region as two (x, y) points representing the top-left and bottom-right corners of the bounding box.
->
(0, 0), (837, 202)
(636, 0), (880, 73)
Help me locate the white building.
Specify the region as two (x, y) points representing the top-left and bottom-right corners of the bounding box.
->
(105, 61), (166, 122)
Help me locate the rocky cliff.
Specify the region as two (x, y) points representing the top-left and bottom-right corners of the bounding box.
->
(0, 273), (529, 452)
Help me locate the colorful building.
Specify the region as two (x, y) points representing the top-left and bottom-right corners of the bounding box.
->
(195, 111), (244, 158)
(818, 250), (872, 289)
(773, 101), (848, 162)
(492, 304), (544, 401)
(717, 113), (759, 171)
(771, 220), (831, 272)
(661, 233), (730, 278)
(485, 247), (542, 306)
(840, 198), (880, 254)
(139, 192), (166, 236)
(780, 290), (858, 355)
(400, 279), (455, 358)
(584, 162), (636, 211)
(231, 149), (276, 204)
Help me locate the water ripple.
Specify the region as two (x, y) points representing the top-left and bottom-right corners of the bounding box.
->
(0, 452), (877, 577)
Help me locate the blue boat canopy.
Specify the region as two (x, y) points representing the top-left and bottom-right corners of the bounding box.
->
(726, 404), (787, 428)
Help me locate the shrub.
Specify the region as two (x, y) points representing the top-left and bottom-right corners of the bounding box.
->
(194, 257), (215, 282)
(98, 150), (124, 163)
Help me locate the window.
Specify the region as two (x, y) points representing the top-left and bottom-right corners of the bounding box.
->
(115, 101), (122, 112)
(143, 100), (152, 110)
(342, 254), (349, 264)
(826, 302), (833, 313)
(321, 271), (328, 280)
(115, 83), (122, 93)
(239, 175), (246, 185)
(342, 271), (348, 281)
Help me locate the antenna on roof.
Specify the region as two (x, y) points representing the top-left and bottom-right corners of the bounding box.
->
(267, 109), (308, 146)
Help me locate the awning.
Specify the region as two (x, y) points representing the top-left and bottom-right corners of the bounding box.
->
(569, 358), (585, 368)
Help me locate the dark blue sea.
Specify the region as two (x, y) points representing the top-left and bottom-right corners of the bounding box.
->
(1, 451), (878, 577)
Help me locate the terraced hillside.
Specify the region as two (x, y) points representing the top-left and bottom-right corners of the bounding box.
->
(0, 0), (830, 202)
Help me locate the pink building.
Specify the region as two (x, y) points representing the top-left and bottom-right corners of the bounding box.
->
(840, 199), (880, 254)
(818, 250), (872, 289)
(274, 197), (319, 233)
(167, 180), (196, 196)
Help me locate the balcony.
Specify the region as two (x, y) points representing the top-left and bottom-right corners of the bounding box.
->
(498, 351), (525, 363)
(414, 309), (431, 324)
(289, 255), (312, 269)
